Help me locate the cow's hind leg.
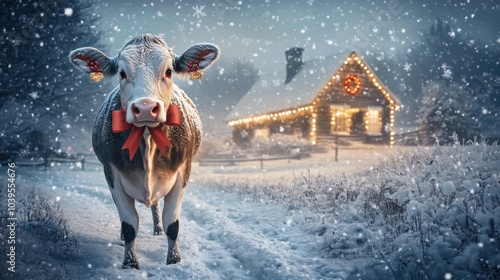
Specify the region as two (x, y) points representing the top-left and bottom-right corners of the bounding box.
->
(162, 173), (186, 265)
(151, 202), (163, 235)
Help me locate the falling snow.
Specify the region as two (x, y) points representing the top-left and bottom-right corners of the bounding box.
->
(192, 5), (206, 19)
(441, 63), (453, 79)
(1, 1), (499, 278)
(64, 8), (73, 16)
(29, 91), (39, 100)
(403, 62), (412, 72)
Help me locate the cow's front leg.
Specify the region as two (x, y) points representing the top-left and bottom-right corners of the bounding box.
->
(111, 188), (140, 269)
(162, 174), (186, 265)
(151, 202), (163, 235)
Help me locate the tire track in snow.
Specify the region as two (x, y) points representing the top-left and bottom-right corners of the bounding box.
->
(16, 169), (349, 279)
(182, 186), (346, 279)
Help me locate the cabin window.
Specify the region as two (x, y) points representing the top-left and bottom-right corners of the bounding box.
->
(365, 107), (383, 135)
(254, 128), (270, 140)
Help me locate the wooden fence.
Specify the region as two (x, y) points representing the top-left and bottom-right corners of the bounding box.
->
(199, 153), (303, 169)
(0, 152), (101, 170)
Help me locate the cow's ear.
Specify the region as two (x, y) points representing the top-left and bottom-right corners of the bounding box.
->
(69, 47), (118, 81)
(173, 44), (220, 75)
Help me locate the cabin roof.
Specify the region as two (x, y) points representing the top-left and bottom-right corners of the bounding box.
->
(225, 51), (401, 122)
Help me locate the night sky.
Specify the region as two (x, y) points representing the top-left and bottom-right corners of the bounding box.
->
(93, 0), (500, 74)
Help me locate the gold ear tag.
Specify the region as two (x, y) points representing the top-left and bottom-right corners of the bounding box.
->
(188, 61), (203, 80)
(89, 71), (104, 82)
(189, 70), (203, 80)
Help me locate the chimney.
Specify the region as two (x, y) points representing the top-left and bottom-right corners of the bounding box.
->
(284, 47), (304, 84)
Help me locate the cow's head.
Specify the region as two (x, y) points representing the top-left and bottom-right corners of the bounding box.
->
(69, 34), (219, 127)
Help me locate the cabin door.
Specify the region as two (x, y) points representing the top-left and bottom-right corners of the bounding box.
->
(351, 111), (365, 134)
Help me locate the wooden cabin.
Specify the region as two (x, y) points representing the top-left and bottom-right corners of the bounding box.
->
(226, 49), (401, 147)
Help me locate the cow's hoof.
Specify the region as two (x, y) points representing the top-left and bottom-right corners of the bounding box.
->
(122, 260), (139, 270)
(153, 226), (163, 236)
(167, 254), (181, 265)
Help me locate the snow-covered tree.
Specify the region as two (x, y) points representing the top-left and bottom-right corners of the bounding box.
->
(0, 0), (109, 152)
(405, 20), (500, 130)
(418, 81), (480, 145)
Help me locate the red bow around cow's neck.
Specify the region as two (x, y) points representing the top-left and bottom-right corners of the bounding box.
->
(111, 104), (182, 160)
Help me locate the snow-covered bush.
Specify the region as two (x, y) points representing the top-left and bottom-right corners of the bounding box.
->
(18, 191), (79, 259)
(202, 139), (500, 279)
(196, 134), (240, 160)
(358, 140), (500, 279)
(0, 184), (79, 267)
(252, 134), (312, 156)
(197, 133), (312, 159)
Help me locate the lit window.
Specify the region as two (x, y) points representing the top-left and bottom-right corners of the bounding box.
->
(365, 107), (382, 134)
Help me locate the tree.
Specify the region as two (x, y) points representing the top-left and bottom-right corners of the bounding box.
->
(0, 0), (109, 152)
(404, 20), (500, 130)
(418, 81), (480, 145)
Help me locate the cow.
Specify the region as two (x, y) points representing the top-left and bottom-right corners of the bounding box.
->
(69, 34), (219, 269)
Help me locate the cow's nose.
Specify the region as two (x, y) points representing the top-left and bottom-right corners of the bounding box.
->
(131, 100), (161, 122)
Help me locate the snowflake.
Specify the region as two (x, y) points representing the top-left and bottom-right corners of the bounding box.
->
(29, 91), (39, 100)
(240, 130), (249, 138)
(442, 69), (453, 79)
(307, 0), (315, 5)
(177, 24), (185, 32)
(403, 63), (412, 72)
(448, 30), (455, 38)
(64, 8), (73, 16)
(441, 63), (453, 79)
(192, 5), (206, 19)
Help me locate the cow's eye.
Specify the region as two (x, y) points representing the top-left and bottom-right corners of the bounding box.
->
(120, 70), (127, 80)
(165, 69), (172, 78)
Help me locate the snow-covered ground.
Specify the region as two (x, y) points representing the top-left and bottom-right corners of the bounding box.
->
(0, 145), (390, 279)
(2, 144), (499, 279)
(4, 146), (389, 279)
(14, 171), (343, 279)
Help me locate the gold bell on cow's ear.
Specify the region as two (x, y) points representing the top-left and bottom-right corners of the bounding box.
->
(187, 61), (203, 80)
(88, 61), (104, 82)
(89, 71), (104, 82)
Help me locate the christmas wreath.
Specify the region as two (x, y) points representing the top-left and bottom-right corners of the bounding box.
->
(344, 75), (361, 95)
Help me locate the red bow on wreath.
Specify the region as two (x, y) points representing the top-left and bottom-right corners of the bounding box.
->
(111, 104), (182, 160)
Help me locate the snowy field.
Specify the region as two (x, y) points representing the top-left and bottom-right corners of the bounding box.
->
(1, 143), (499, 279)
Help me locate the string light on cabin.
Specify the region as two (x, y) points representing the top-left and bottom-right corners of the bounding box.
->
(310, 110), (317, 145)
(228, 106), (313, 127)
(347, 52), (399, 146)
(389, 106), (396, 146)
(229, 52), (401, 146)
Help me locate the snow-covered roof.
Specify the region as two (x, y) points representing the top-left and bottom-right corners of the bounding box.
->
(225, 51), (401, 122)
